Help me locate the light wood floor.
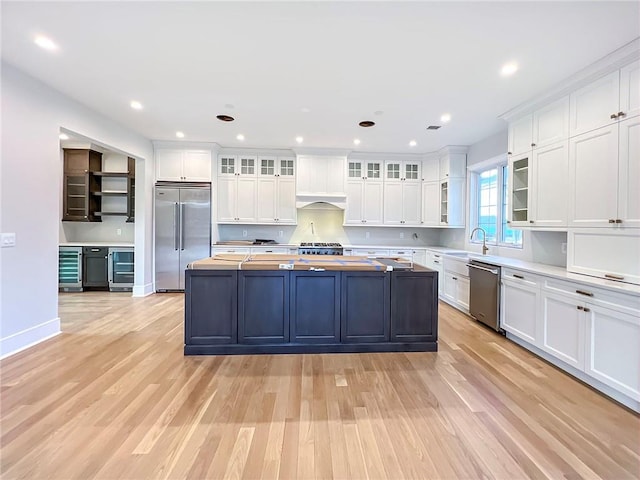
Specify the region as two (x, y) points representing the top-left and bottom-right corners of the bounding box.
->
(1, 293), (639, 479)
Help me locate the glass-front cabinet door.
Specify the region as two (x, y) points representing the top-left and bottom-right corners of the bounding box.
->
(109, 248), (134, 290)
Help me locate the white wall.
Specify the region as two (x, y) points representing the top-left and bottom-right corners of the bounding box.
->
(467, 130), (508, 166)
(0, 62), (153, 358)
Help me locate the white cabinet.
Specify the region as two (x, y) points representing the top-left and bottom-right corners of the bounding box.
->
(568, 125), (619, 227)
(567, 228), (640, 285)
(217, 154), (257, 223)
(508, 97), (570, 156)
(156, 149), (212, 182)
(439, 178), (465, 227)
(424, 250), (444, 296)
(438, 152), (466, 179)
(442, 256), (469, 312)
(389, 248), (413, 262)
(568, 116), (639, 228)
(344, 160), (383, 225)
(617, 116), (640, 228)
(421, 180), (441, 226)
(250, 246), (298, 255)
(501, 269), (541, 345)
(540, 289), (586, 370)
(569, 61), (639, 137)
(256, 156), (296, 224)
(585, 304), (640, 402)
(296, 155), (345, 196)
(411, 249), (427, 267)
(540, 277), (640, 403)
(508, 140), (569, 229)
(211, 246), (251, 255)
(383, 160), (422, 225)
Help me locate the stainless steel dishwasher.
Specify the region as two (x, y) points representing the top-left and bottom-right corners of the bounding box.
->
(467, 259), (502, 331)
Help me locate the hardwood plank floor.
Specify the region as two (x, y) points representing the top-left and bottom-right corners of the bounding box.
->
(1, 292), (638, 479)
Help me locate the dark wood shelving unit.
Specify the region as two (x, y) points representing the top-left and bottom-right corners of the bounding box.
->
(63, 151), (135, 222)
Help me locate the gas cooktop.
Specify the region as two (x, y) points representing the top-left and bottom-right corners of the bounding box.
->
(299, 242), (343, 255)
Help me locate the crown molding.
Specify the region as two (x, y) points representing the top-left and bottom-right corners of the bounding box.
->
(152, 140), (221, 151)
(500, 37), (640, 122)
(293, 147), (352, 157)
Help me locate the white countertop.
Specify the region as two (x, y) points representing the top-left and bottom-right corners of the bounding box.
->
(440, 251), (640, 296)
(60, 242), (134, 247)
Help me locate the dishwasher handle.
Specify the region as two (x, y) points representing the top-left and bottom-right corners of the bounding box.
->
(467, 263), (499, 275)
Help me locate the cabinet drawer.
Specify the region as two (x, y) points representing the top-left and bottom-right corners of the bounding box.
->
(389, 249), (413, 260)
(211, 247), (251, 255)
(250, 247), (290, 255)
(352, 248), (390, 257)
(502, 268), (541, 287)
(543, 277), (640, 315)
(443, 257), (469, 277)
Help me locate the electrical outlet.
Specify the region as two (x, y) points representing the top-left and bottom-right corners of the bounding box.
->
(278, 230), (284, 238)
(400, 232), (404, 239)
(1, 233), (16, 248)
(242, 230), (248, 237)
(116, 228), (122, 236)
(365, 231), (370, 239)
(561, 242), (567, 254)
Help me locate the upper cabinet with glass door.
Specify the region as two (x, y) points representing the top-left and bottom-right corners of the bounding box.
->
(345, 159), (383, 225)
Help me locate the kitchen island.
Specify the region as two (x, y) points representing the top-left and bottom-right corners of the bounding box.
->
(184, 254), (438, 355)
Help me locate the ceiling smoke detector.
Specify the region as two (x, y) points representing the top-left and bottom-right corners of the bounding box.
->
(358, 120), (375, 127)
(216, 114), (235, 122)
(426, 125), (441, 130)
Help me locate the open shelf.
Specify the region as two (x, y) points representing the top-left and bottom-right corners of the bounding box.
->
(94, 171), (129, 177)
(93, 191), (127, 196)
(95, 212), (128, 217)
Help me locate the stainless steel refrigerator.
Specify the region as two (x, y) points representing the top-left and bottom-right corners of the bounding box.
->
(155, 182), (211, 291)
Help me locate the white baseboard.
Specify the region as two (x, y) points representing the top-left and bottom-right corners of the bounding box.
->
(132, 282), (154, 297)
(0, 317), (61, 359)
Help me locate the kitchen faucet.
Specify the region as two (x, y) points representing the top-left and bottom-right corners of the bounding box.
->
(470, 227), (489, 255)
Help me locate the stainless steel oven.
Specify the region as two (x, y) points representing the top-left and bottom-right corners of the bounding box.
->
(468, 259), (501, 331)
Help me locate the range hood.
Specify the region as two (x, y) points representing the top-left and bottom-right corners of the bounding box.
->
(296, 194), (347, 210)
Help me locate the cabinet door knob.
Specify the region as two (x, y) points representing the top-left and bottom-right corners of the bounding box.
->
(452, 276), (457, 280)
(583, 307), (591, 313)
(608, 219), (616, 223)
(618, 111), (626, 118)
(610, 113), (619, 119)
(615, 219), (623, 224)
(577, 305), (584, 310)
(531, 143), (536, 147)
(529, 220), (534, 224)
(507, 152), (512, 155)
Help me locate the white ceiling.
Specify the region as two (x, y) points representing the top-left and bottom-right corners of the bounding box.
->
(2, 2), (639, 153)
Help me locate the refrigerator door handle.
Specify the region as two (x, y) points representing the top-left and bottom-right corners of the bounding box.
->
(180, 203), (185, 251)
(174, 202), (179, 251)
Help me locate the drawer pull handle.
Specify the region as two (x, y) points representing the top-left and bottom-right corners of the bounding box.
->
(615, 219), (623, 224)
(433, 260), (440, 264)
(576, 289), (594, 297)
(452, 276), (458, 280)
(513, 274), (525, 280)
(608, 219), (616, 223)
(604, 273), (624, 280)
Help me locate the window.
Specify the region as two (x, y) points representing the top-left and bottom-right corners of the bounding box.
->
(472, 162), (522, 248)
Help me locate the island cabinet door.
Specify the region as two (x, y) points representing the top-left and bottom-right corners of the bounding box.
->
(238, 271), (290, 344)
(340, 271), (390, 343)
(185, 270), (238, 345)
(390, 271), (438, 342)
(290, 271), (341, 343)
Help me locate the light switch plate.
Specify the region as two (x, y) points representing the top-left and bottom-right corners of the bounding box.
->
(1, 233), (16, 248)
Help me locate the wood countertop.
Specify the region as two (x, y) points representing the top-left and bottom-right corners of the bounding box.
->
(189, 254), (428, 272)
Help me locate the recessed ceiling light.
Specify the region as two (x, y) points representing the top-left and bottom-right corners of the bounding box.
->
(216, 114), (235, 122)
(130, 100), (143, 110)
(176, 131), (185, 138)
(440, 113), (451, 123)
(59, 133), (69, 140)
(359, 120), (375, 127)
(501, 62), (519, 76)
(353, 139), (361, 145)
(34, 35), (57, 51)
(409, 140), (417, 147)
(236, 134), (245, 141)
(296, 136), (304, 144)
